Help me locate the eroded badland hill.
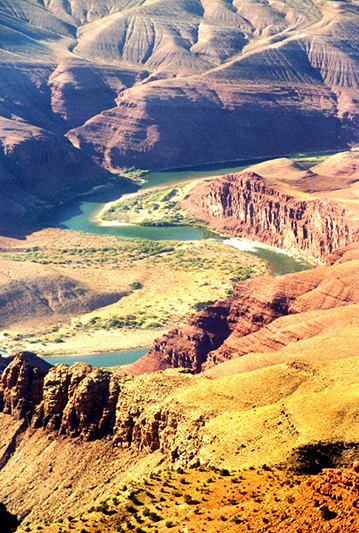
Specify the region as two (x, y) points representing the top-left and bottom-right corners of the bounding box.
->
(1, 0), (359, 230)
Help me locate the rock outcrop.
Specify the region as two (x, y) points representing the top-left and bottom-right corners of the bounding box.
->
(128, 253), (359, 375)
(183, 171), (359, 265)
(0, 352), (51, 421)
(33, 362), (120, 440)
(0, 353), (204, 464)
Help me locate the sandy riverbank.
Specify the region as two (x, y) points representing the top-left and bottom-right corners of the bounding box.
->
(94, 175), (223, 226)
(25, 328), (164, 357)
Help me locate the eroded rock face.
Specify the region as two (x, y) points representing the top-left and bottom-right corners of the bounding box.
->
(0, 353), (49, 421)
(0, 353), (204, 464)
(183, 172), (359, 265)
(32, 362), (120, 440)
(129, 255), (359, 375)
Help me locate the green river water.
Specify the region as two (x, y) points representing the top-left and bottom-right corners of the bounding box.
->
(44, 159), (311, 368)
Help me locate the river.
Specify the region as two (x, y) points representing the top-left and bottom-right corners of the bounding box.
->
(45, 159), (311, 368)
(42, 347), (149, 368)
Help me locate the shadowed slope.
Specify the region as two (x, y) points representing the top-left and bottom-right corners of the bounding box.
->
(1, 1), (359, 232)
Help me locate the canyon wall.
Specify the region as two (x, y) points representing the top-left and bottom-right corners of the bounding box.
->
(0, 353), (204, 465)
(183, 171), (359, 266)
(127, 252), (359, 375)
(2, 1), (359, 232)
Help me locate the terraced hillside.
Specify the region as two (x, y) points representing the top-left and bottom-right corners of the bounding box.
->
(1, 0), (359, 232)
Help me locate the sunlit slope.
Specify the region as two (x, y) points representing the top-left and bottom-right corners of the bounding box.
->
(179, 356), (359, 469)
(2, 355), (359, 521)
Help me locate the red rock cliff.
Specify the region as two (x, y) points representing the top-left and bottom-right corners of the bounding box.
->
(183, 172), (359, 265)
(0, 353), (205, 465)
(127, 254), (359, 375)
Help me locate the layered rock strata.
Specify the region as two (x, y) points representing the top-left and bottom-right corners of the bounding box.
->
(2, 1), (359, 231)
(128, 255), (359, 375)
(183, 171), (359, 265)
(0, 353), (204, 464)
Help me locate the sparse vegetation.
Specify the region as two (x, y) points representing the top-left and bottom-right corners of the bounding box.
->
(100, 184), (205, 228)
(19, 461), (359, 532)
(1, 230), (267, 356)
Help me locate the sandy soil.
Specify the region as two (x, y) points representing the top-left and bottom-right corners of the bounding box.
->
(0, 227), (267, 357)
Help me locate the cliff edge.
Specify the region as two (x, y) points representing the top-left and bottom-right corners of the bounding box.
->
(182, 171), (359, 265)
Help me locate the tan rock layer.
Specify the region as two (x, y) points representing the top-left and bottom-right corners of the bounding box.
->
(0, 354), (204, 465)
(183, 171), (359, 265)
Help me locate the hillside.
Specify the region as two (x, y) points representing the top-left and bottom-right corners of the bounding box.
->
(13, 464), (359, 533)
(2, 339), (359, 525)
(1, 1), (359, 230)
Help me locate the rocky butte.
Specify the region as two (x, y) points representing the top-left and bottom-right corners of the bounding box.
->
(182, 170), (359, 265)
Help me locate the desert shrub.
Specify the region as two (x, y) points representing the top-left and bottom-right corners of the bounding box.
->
(128, 493), (142, 505)
(148, 511), (162, 522)
(129, 281), (142, 290)
(94, 501), (110, 514)
(193, 300), (216, 311)
(320, 505), (337, 520)
(219, 468), (231, 476)
(146, 321), (163, 328)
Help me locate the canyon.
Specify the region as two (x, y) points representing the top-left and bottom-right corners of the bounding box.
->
(2, 0), (359, 530)
(1, 150), (359, 526)
(1, 0), (359, 231)
(126, 152), (359, 375)
(183, 170), (359, 265)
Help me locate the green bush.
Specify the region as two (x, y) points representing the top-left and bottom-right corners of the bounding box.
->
(148, 511), (162, 522)
(219, 468), (231, 476)
(129, 281), (142, 290)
